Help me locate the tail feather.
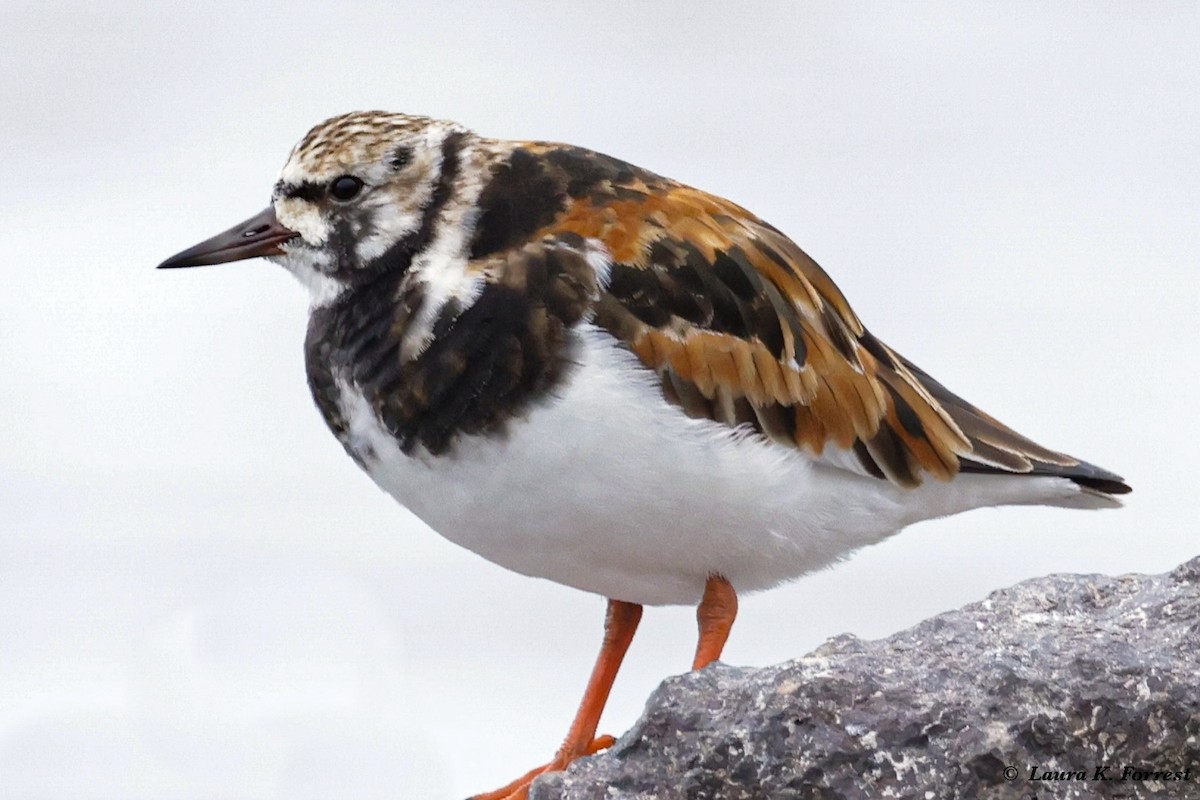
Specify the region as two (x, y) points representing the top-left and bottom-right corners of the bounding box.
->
(959, 457), (1131, 496)
(900, 355), (1132, 497)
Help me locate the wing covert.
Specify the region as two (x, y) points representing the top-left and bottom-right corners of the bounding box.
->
(486, 142), (1129, 493)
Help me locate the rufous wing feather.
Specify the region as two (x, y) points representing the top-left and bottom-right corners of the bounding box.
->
(512, 143), (1130, 494)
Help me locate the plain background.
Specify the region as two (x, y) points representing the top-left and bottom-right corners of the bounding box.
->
(2, 2), (1196, 797)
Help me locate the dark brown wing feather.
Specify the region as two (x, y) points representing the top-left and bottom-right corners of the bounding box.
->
(892, 353), (1131, 493)
(479, 142), (1129, 494)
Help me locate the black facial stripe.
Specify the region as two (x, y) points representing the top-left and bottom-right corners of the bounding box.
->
(330, 217), (358, 271)
(363, 131), (465, 279)
(302, 131), (470, 438)
(279, 180), (325, 202)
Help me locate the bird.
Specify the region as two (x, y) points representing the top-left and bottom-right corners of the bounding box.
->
(158, 110), (1130, 799)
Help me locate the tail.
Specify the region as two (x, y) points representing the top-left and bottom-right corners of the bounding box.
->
(899, 355), (1132, 502)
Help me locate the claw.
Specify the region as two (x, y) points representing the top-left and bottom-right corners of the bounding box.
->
(469, 736), (616, 800)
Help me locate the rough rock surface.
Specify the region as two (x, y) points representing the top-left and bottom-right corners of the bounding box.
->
(531, 558), (1200, 800)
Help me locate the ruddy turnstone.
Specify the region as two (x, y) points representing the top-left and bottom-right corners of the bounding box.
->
(158, 111), (1130, 799)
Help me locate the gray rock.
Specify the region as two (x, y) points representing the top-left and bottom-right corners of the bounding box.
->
(531, 558), (1200, 800)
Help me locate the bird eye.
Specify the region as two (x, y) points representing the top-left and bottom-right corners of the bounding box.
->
(329, 175), (364, 201)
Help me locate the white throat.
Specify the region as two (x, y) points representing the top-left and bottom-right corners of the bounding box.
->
(271, 247), (347, 309)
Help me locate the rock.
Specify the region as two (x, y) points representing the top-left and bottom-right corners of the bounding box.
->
(531, 557), (1200, 800)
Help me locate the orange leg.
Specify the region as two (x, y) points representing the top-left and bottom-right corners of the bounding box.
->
(471, 599), (643, 800)
(692, 574), (738, 670)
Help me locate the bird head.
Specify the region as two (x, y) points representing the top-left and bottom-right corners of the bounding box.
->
(157, 111), (476, 302)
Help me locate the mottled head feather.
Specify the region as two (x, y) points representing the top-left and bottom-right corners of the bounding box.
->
(283, 111), (449, 183)
(268, 111), (485, 302)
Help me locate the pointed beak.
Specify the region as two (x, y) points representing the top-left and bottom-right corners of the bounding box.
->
(157, 206), (298, 269)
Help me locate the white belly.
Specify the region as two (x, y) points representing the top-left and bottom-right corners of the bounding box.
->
(334, 325), (1094, 605)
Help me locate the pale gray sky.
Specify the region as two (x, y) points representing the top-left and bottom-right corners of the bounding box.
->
(1, 2), (1197, 797)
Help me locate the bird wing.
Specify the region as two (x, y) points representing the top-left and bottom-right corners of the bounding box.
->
(512, 149), (1127, 493)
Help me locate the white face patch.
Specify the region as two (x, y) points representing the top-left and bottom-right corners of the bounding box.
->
(275, 195), (332, 246)
(349, 162), (436, 264)
(264, 113), (509, 320)
(271, 119), (469, 275)
(270, 244), (345, 308)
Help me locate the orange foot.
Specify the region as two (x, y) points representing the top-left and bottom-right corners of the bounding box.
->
(470, 735), (615, 800)
(470, 600), (642, 799)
